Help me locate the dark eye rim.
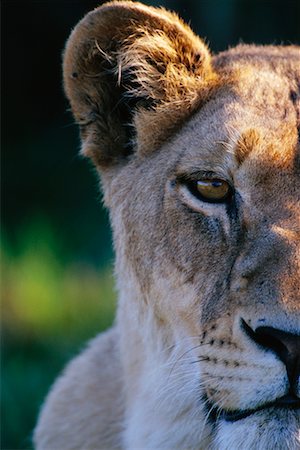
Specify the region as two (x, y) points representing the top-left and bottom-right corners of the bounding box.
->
(178, 176), (234, 204)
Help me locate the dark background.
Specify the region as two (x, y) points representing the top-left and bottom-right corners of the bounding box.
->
(2, 1), (300, 449)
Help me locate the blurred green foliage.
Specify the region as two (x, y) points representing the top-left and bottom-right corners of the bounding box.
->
(1, 223), (116, 449)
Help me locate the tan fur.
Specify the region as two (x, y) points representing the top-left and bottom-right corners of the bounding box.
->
(35, 2), (300, 449)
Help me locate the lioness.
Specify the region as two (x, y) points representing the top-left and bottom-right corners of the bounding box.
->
(34, 2), (300, 449)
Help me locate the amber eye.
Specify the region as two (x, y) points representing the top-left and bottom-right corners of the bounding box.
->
(188, 178), (232, 203)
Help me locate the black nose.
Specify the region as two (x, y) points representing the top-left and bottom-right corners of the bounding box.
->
(242, 320), (300, 396)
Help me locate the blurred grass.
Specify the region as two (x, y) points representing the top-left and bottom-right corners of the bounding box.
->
(1, 222), (116, 450)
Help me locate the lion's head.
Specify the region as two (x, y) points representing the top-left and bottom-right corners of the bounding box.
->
(63, 2), (300, 448)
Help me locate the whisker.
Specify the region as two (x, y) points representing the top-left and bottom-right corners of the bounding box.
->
(167, 343), (205, 379)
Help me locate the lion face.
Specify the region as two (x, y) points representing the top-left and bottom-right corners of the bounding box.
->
(108, 67), (300, 447)
(63, 2), (300, 448)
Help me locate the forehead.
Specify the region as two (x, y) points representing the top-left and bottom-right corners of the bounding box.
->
(170, 67), (299, 177)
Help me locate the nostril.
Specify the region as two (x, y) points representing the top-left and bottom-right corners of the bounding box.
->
(241, 319), (300, 395)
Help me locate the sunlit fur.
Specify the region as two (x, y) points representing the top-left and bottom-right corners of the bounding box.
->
(34, 2), (300, 449)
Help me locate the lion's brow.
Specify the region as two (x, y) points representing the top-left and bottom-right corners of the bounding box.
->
(235, 129), (260, 165)
(220, 128), (260, 166)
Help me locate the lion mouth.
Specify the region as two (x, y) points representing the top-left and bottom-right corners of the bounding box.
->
(209, 393), (300, 423)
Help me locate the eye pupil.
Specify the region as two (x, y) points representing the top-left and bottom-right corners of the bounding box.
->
(211, 180), (222, 187)
(195, 179), (230, 202)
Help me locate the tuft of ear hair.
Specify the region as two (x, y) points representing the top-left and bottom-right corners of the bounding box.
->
(63, 1), (217, 168)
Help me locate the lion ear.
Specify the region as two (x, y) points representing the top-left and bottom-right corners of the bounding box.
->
(63, 1), (215, 168)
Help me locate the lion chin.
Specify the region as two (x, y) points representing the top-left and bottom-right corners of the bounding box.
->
(215, 409), (300, 450)
(34, 2), (299, 450)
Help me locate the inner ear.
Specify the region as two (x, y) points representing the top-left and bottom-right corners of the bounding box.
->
(63, 1), (215, 168)
(109, 70), (157, 157)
